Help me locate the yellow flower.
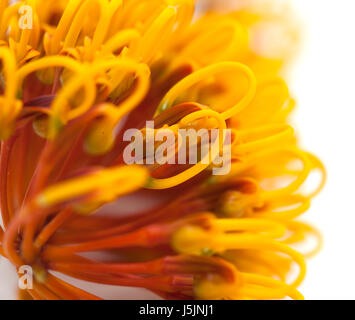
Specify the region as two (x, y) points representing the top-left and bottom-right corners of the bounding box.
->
(0, 0), (325, 300)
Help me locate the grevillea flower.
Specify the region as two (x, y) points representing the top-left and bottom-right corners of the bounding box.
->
(0, 0), (325, 300)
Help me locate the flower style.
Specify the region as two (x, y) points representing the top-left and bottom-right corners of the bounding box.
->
(0, 0), (325, 300)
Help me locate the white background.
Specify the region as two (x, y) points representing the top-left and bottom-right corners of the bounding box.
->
(290, 0), (355, 299)
(1, 0), (355, 299)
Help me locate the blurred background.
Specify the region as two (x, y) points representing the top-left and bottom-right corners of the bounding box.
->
(1, 0), (355, 299)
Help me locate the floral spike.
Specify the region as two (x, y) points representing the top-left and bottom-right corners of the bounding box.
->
(0, 0), (325, 300)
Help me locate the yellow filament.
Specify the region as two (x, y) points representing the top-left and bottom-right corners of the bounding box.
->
(63, 0), (101, 49)
(0, 1), (8, 21)
(283, 221), (323, 259)
(130, 6), (177, 64)
(49, 0), (84, 54)
(235, 124), (294, 155)
(220, 147), (313, 202)
(16, 55), (84, 82)
(157, 62), (257, 120)
(96, 59), (151, 109)
(102, 29), (141, 56)
(261, 148), (312, 200)
(16, 56), (150, 137)
(48, 70), (96, 136)
(172, 224), (306, 287)
(147, 109), (226, 189)
(0, 47), (17, 106)
(235, 76), (290, 128)
(179, 18), (247, 66)
(85, 0), (123, 60)
(213, 218), (286, 239)
(194, 273), (243, 300)
(0, 2), (22, 40)
(36, 165), (149, 208)
(166, 0), (194, 34)
(302, 152), (327, 198)
(255, 195), (311, 220)
(84, 103), (123, 155)
(238, 273), (304, 300)
(0, 46), (21, 139)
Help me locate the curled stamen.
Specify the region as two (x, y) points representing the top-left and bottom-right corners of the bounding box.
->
(157, 61), (257, 120)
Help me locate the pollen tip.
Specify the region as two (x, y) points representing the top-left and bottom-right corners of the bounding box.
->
(158, 101), (170, 114)
(33, 265), (48, 284)
(36, 194), (49, 208)
(48, 116), (64, 140)
(144, 176), (154, 188)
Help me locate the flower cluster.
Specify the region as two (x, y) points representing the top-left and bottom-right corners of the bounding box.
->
(0, 0), (325, 300)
